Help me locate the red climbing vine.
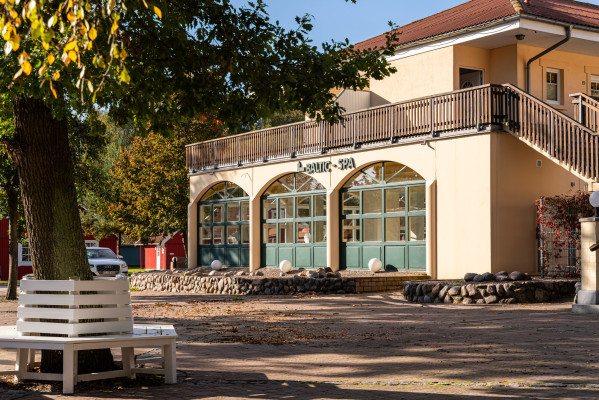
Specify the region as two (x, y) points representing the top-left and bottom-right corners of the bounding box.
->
(536, 191), (594, 277)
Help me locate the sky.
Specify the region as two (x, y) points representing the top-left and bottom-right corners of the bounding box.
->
(230, 0), (599, 46)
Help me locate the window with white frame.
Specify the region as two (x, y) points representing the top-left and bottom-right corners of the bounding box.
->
(546, 68), (560, 104)
(18, 242), (32, 267)
(591, 75), (599, 98)
(85, 240), (99, 247)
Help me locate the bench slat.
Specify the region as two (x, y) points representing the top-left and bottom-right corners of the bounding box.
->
(19, 293), (131, 307)
(18, 305), (132, 320)
(17, 321), (133, 336)
(20, 279), (129, 292)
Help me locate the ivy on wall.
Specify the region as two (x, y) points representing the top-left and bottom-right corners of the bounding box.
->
(536, 191), (594, 277)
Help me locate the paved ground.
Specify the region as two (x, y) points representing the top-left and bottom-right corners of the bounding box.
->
(0, 289), (598, 399)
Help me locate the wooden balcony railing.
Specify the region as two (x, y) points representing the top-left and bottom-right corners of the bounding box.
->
(186, 84), (599, 181)
(571, 92), (599, 133)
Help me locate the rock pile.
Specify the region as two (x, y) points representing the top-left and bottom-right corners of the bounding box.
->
(131, 269), (355, 296)
(403, 279), (576, 304)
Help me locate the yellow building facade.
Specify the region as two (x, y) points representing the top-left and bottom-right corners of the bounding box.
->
(186, 0), (599, 279)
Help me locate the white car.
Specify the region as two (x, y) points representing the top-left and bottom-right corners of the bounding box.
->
(87, 247), (128, 277)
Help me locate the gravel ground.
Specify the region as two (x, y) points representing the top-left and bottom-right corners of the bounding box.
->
(0, 288), (598, 399)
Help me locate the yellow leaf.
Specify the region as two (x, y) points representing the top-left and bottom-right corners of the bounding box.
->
(119, 66), (131, 83)
(67, 11), (75, 22)
(9, 38), (20, 52)
(88, 27), (97, 41)
(13, 68), (23, 80)
(119, 48), (127, 60)
(22, 60), (32, 75)
(111, 19), (118, 34)
(68, 50), (77, 62)
(42, 41), (49, 50)
(47, 54), (55, 64)
(153, 6), (162, 19)
(50, 82), (57, 98)
(64, 41), (77, 51)
(53, 71), (60, 81)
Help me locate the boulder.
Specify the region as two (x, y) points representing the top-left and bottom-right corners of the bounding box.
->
(481, 272), (495, 282)
(509, 271), (526, 281)
(484, 295), (499, 304)
(447, 286), (461, 296)
(464, 273), (477, 282)
(473, 274), (485, 283)
(496, 275), (512, 282)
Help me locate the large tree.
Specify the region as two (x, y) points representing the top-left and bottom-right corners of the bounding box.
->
(0, 0), (398, 371)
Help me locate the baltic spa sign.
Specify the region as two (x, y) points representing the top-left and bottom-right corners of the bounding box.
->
(297, 158), (356, 174)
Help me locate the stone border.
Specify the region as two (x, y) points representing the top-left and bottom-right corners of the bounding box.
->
(403, 280), (577, 304)
(130, 272), (429, 295)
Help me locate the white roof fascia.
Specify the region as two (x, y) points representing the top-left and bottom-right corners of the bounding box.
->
(386, 20), (521, 62)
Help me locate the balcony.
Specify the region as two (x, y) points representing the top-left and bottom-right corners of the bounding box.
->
(186, 84), (599, 181)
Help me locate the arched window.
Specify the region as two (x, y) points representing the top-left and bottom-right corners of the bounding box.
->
(261, 173), (327, 268)
(198, 182), (249, 267)
(341, 162), (426, 270)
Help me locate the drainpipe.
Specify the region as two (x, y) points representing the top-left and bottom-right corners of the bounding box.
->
(526, 26), (572, 93)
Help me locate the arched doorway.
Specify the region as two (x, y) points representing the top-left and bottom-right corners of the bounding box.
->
(340, 161), (426, 270)
(198, 182), (250, 267)
(261, 173), (327, 268)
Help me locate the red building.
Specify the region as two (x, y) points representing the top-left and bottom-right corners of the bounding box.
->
(135, 232), (186, 270)
(0, 218), (118, 280)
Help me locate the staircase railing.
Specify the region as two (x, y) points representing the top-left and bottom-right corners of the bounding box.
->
(500, 84), (598, 181)
(570, 92), (599, 132)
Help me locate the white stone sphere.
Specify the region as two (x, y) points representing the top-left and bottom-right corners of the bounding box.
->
(368, 258), (383, 273)
(279, 260), (292, 274)
(211, 260), (223, 270)
(590, 191), (599, 208)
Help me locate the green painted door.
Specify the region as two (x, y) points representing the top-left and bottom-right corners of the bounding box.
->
(198, 182), (250, 268)
(340, 162), (426, 271)
(261, 173), (327, 268)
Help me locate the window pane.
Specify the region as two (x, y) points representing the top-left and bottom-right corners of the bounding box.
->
(547, 84), (557, 101)
(213, 204), (225, 223)
(363, 218), (382, 242)
(212, 183), (226, 198)
(409, 186), (426, 211)
(314, 221), (327, 243)
(345, 171), (379, 188)
(387, 168), (423, 183)
(241, 201), (250, 221)
(279, 198), (293, 219)
(227, 203), (240, 222)
(263, 223), (276, 244)
(226, 226), (240, 244)
(409, 216), (426, 241)
(199, 227), (211, 245)
(386, 217), (406, 242)
(263, 199), (277, 219)
(279, 222), (293, 244)
(384, 162), (404, 181)
(241, 225), (250, 244)
(200, 205), (211, 223)
(295, 173), (311, 191)
(213, 226), (224, 245)
(279, 174), (295, 191)
(342, 219), (360, 242)
(363, 163), (383, 183)
(363, 190), (382, 214)
(342, 192), (360, 215)
(201, 189), (220, 202)
(296, 222), (311, 243)
(296, 196), (311, 218)
(266, 181), (288, 195)
(314, 194), (326, 217)
(22, 246), (31, 262)
(385, 188), (406, 213)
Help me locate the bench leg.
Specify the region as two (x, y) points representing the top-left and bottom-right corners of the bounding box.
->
(122, 347), (136, 379)
(27, 349), (35, 371)
(62, 344), (75, 394)
(163, 341), (176, 384)
(15, 348), (28, 382)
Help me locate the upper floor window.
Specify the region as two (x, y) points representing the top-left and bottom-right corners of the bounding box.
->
(591, 75), (599, 99)
(546, 68), (560, 104)
(18, 242), (32, 267)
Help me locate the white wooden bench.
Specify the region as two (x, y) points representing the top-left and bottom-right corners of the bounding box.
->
(0, 277), (177, 394)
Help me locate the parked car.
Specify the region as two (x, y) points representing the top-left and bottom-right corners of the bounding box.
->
(87, 247), (128, 277)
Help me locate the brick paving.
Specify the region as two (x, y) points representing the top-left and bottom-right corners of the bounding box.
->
(1, 289), (598, 399)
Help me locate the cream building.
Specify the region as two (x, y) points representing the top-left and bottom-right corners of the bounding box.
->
(186, 0), (599, 279)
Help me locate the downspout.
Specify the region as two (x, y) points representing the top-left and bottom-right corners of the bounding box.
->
(526, 26), (571, 93)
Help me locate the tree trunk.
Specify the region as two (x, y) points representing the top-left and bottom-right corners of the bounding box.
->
(5, 183), (19, 301)
(6, 97), (113, 373)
